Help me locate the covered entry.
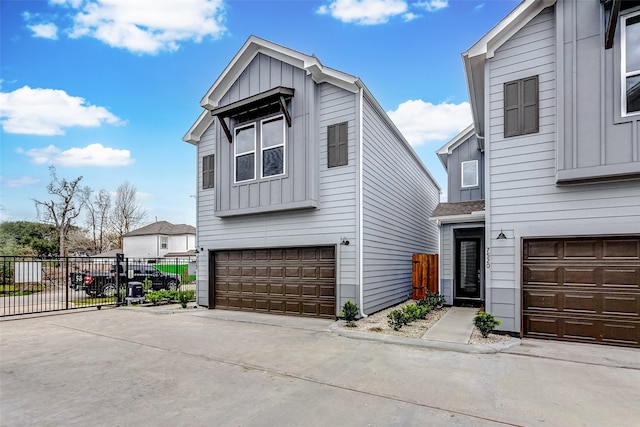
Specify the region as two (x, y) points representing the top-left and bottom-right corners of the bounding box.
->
(523, 236), (640, 347)
(211, 246), (336, 318)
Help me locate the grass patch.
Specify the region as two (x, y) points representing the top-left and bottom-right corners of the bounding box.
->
(70, 297), (116, 306)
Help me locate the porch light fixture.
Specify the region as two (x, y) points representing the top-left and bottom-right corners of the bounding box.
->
(496, 230), (507, 240)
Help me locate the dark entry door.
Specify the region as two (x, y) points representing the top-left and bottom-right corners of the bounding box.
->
(456, 238), (481, 299)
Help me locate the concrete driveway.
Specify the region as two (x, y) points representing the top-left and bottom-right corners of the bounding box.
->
(1, 306), (638, 427)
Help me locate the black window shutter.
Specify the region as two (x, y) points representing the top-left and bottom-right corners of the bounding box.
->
(522, 76), (539, 134)
(203, 154), (214, 189)
(504, 81), (521, 138)
(504, 76), (539, 138)
(328, 122), (348, 168)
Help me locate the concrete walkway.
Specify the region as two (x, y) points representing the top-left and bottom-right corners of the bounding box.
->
(421, 306), (478, 343)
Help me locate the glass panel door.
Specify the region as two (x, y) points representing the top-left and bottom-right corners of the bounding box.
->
(456, 238), (481, 299)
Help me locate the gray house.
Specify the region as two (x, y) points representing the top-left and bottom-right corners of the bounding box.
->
(183, 36), (440, 319)
(441, 0), (640, 348)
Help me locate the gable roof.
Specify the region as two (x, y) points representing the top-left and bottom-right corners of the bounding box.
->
(182, 35), (441, 191)
(430, 200), (485, 224)
(462, 0), (556, 137)
(123, 221), (195, 238)
(435, 124), (475, 170)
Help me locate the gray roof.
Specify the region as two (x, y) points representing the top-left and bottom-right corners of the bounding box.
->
(432, 200), (485, 218)
(123, 221), (196, 237)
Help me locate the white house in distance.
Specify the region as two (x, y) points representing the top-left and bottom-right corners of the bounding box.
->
(123, 221), (196, 259)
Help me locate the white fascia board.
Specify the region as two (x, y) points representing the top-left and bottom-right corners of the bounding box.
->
(435, 124), (475, 169)
(429, 212), (485, 224)
(183, 110), (213, 145)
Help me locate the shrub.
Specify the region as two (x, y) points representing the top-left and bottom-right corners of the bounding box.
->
(142, 278), (152, 291)
(417, 292), (446, 311)
(473, 312), (502, 338)
(145, 291), (164, 305)
(178, 290), (195, 308)
(340, 301), (359, 326)
(387, 309), (408, 331)
(401, 304), (428, 322)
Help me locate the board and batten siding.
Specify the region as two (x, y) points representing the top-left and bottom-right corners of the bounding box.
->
(447, 134), (484, 202)
(195, 81), (359, 310)
(486, 5), (640, 332)
(361, 97), (440, 314)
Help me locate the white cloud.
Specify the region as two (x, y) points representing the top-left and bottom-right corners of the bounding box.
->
(17, 143), (133, 167)
(317, 0), (408, 25)
(414, 0), (448, 12)
(474, 3), (486, 12)
(0, 176), (40, 188)
(27, 23), (59, 39)
(387, 100), (472, 146)
(0, 86), (123, 135)
(47, 0), (227, 54)
(402, 12), (420, 22)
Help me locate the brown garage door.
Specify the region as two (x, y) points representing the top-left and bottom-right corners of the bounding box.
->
(212, 246), (336, 319)
(523, 237), (640, 347)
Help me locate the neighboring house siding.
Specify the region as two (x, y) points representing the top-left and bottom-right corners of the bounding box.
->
(215, 54), (317, 216)
(447, 134), (484, 202)
(557, 0), (640, 182)
(440, 224), (454, 304)
(196, 82), (358, 309)
(361, 97), (440, 313)
(486, 5), (640, 332)
(124, 234), (194, 259)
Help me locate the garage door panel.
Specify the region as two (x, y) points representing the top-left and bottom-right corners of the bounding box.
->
(213, 246), (336, 319)
(523, 237), (640, 348)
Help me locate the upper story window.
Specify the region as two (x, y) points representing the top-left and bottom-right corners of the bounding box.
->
(234, 123), (256, 183)
(504, 75), (539, 138)
(261, 116), (285, 178)
(327, 122), (348, 168)
(203, 154), (214, 189)
(461, 160), (478, 188)
(622, 12), (640, 116)
(160, 236), (168, 249)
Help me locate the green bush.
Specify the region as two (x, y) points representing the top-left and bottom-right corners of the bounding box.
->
(142, 278), (152, 291)
(417, 292), (446, 311)
(145, 291), (164, 305)
(178, 290), (195, 308)
(473, 312), (502, 338)
(387, 309), (408, 331)
(339, 301), (359, 326)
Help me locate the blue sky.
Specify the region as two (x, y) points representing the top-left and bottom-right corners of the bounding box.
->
(0, 0), (519, 227)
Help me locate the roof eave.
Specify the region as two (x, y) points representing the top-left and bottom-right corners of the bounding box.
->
(429, 212), (486, 224)
(435, 123), (475, 170)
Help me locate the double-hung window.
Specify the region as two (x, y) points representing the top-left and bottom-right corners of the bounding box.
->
(234, 123), (256, 182)
(622, 12), (640, 116)
(160, 236), (168, 250)
(461, 160), (478, 188)
(261, 115), (285, 177)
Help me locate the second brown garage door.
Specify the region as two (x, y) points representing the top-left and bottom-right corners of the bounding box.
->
(523, 236), (640, 348)
(212, 246), (336, 319)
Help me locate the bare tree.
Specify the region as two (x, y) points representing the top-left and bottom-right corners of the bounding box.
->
(110, 181), (146, 248)
(34, 166), (91, 256)
(85, 189), (112, 254)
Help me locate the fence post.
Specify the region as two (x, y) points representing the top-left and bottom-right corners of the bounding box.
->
(116, 253), (124, 305)
(65, 257), (69, 310)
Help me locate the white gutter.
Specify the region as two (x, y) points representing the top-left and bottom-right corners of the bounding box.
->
(357, 86), (366, 318)
(429, 212), (485, 224)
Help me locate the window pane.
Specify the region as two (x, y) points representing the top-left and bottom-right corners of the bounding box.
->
(626, 15), (640, 73)
(263, 147), (283, 177)
(235, 125), (255, 154)
(462, 161), (478, 187)
(236, 153), (255, 181)
(262, 117), (284, 148)
(627, 75), (640, 113)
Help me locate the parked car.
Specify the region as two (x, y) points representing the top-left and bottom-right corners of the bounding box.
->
(80, 263), (180, 297)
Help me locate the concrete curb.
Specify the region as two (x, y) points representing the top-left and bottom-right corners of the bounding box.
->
(330, 322), (521, 354)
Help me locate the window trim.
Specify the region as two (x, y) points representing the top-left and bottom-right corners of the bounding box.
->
(202, 154), (214, 189)
(461, 160), (479, 188)
(233, 122), (256, 183)
(621, 10), (640, 117)
(260, 114), (286, 179)
(160, 236), (168, 250)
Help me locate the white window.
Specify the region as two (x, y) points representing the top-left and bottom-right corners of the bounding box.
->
(461, 160), (478, 188)
(234, 123), (256, 182)
(160, 236), (168, 249)
(261, 115), (285, 178)
(622, 11), (640, 116)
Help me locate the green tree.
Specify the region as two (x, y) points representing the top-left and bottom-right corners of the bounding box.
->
(0, 221), (59, 256)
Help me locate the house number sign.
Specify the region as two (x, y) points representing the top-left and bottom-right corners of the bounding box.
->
(485, 247), (491, 269)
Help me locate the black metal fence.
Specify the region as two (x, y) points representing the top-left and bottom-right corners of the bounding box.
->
(0, 255), (196, 317)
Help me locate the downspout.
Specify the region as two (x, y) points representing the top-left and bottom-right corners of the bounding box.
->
(357, 85), (366, 318)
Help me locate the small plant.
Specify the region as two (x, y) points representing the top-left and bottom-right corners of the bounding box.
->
(145, 291), (163, 305)
(387, 309), (408, 331)
(178, 290), (195, 308)
(474, 311), (502, 338)
(417, 291), (446, 310)
(339, 301), (359, 326)
(142, 278), (152, 291)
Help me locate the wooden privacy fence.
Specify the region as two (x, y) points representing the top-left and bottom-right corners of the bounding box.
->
(412, 253), (438, 300)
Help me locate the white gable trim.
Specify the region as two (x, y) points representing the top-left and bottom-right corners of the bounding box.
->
(435, 124), (475, 169)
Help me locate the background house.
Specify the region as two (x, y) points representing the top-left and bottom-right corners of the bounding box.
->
(460, 0), (640, 347)
(183, 36), (440, 319)
(431, 125), (486, 307)
(123, 221), (196, 259)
